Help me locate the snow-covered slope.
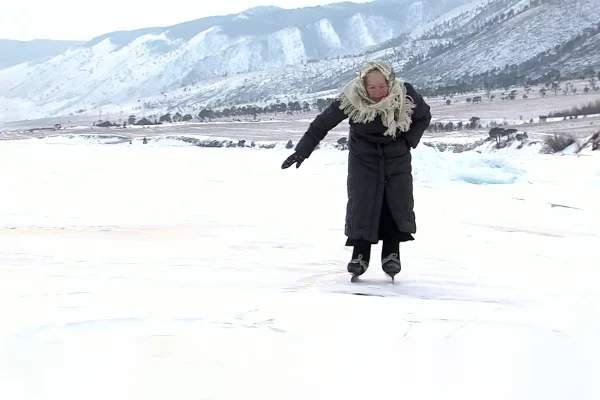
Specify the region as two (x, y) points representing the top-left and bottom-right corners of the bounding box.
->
(2, 0), (600, 123)
(399, 0), (600, 85)
(0, 0), (470, 121)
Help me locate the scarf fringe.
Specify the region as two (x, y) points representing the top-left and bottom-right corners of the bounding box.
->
(338, 93), (379, 124)
(398, 94), (417, 133)
(336, 78), (416, 137)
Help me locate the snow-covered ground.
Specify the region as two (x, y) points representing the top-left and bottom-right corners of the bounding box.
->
(1, 138), (599, 400)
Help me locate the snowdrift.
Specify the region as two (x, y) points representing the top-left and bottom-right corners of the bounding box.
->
(19, 133), (535, 186)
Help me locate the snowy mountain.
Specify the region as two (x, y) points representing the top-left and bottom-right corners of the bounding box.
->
(0, 39), (84, 70)
(1, 0), (600, 123)
(0, 0), (471, 122)
(396, 0), (600, 87)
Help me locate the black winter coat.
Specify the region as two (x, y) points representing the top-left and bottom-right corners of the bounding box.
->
(295, 82), (432, 243)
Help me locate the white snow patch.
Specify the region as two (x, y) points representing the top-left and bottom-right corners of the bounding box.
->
(315, 19), (343, 50)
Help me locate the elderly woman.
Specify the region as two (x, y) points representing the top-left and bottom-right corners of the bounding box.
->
(281, 61), (431, 282)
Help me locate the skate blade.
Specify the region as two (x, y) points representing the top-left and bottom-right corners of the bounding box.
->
(385, 273), (397, 284)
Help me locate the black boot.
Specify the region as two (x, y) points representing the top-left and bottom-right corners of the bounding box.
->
(381, 240), (401, 278)
(347, 245), (371, 277)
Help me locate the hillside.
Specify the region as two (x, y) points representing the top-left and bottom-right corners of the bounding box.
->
(1, 0), (600, 123)
(0, 0), (470, 122)
(398, 0), (600, 87)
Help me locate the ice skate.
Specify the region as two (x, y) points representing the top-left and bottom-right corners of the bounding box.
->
(382, 253), (401, 282)
(347, 254), (369, 281)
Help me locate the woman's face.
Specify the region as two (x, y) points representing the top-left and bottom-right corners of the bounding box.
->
(365, 70), (389, 102)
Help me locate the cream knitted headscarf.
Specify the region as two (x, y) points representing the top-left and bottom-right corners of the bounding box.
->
(337, 60), (416, 137)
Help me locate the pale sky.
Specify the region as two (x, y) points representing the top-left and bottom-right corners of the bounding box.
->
(0, 0), (373, 41)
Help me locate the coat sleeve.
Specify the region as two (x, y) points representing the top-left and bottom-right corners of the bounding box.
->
(403, 82), (432, 149)
(295, 99), (348, 158)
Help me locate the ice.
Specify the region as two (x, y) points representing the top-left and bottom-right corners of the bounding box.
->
(412, 145), (526, 184)
(1, 138), (599, 400)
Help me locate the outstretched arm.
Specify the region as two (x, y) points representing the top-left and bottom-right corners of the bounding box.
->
(294, 99), (348, 158)
(403, 83), (432, 149)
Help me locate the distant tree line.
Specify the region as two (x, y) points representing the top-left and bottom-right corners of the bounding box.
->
(95, 98), (337, 127)
(194, 98), (335, 122)
(426, 117), (482, 132)
(543, 100), (600, 120)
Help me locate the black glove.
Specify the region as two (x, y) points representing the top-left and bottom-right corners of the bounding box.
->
(281, 152), (306, 169)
